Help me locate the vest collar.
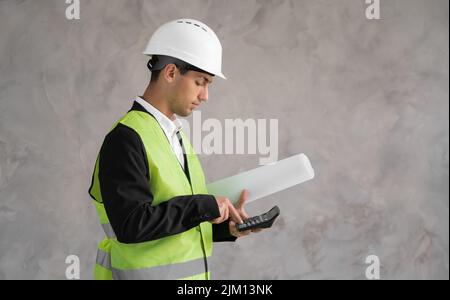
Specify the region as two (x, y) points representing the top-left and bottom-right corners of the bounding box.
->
(129, 100), (151, 115)
(128, 100), (191, 183)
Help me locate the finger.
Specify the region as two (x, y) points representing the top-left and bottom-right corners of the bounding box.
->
(216, 207), (223, 223)
(251, 228), (263, 233)
(223, 207), (229, 223)
(229, 221), (238, 238)
(237, 189), (248, 209)
(228, 203), (243, 224)
(241, 230), (251, 236)
(234, 228), (250, 238)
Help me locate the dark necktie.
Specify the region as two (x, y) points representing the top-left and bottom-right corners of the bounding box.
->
(176, 130), (189, 178)
(176, 130), (183, 148)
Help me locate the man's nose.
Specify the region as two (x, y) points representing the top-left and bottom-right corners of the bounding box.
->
(199, 86), (208, 102)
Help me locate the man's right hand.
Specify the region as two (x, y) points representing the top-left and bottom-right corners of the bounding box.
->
(210, 196), (243, 225)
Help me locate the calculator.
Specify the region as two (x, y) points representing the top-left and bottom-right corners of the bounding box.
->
(235, 206), (280, 232)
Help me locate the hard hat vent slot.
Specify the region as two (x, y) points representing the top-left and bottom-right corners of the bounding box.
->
(176, 20), (208, 33)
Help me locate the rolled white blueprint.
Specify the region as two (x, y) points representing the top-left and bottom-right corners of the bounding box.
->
(206, 153), (315, 205)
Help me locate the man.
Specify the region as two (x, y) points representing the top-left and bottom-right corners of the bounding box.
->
(88, 19), (261, 280)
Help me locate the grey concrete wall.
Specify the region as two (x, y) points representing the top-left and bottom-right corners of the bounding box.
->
(0, 0), (448, 279)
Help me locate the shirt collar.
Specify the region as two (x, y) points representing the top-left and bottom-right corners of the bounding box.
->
(135, 97), (183, 137)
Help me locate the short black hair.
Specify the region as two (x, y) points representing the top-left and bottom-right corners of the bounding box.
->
(147, 55), (213, 83)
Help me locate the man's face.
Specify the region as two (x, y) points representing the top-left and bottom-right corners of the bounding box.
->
(169, 70), (213, 117)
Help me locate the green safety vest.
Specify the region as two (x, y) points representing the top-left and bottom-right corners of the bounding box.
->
(89, 110), (213, 280)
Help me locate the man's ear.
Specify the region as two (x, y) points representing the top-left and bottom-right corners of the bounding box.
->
(162, 64), (178, 84)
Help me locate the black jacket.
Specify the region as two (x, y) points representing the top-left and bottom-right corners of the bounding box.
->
(89, 101), (236, 243)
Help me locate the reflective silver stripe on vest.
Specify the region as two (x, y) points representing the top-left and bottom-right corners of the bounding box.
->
(101, 223), (116, 239)
(96, 249), (111, 270)
(112, 257), (207, 280)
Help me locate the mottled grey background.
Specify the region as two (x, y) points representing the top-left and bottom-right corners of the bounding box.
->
(0, 0), (448, 279)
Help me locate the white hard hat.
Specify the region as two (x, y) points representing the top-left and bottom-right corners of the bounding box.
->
(143, 19), (226, 79)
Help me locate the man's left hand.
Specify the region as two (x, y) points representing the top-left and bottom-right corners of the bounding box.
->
(229, 189), (263, 238)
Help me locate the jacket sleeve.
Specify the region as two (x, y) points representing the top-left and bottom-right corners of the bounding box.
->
(97, 123), (221, 244)
(212, 222), (237, 242)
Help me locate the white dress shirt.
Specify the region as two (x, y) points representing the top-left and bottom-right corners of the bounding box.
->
(135, 97), (185, 170)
